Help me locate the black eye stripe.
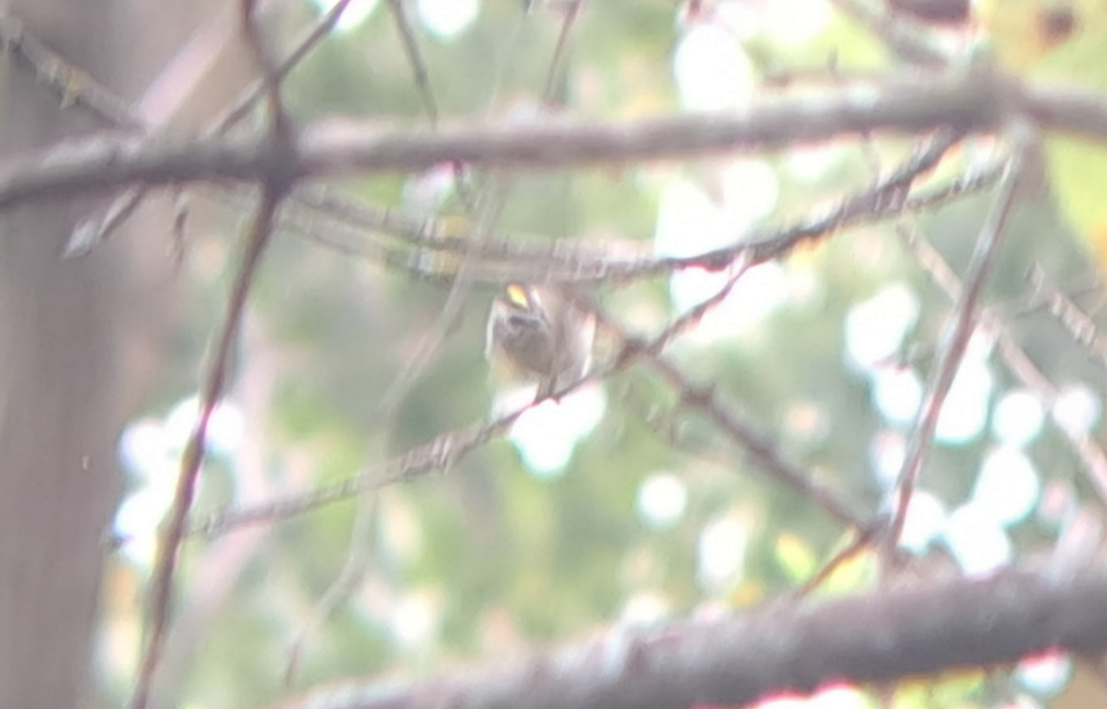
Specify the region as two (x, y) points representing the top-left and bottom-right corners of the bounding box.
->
(506, 312), (544, 327)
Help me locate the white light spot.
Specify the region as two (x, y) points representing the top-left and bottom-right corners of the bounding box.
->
(710, 2), (764, 40)
(719, 159), (779, 224)
(696, 515), (748, 592)
(655, 178), (789, 340)
(654, 176), (795, 339)
(784, 143), (850, 182)
(754, 697), (807, 709)
(637, 475), (688, 529)
(505, 384), (606, 478)
(1052, 384), (1101, 437)
(898, 490), (946, 554)
(114, 394), (242, 568)
(1016, 652), (1072, 697)
(972, 447), (1040, 527)
(403, 164), (458, 210)
(673, 24), (755, 112)
(306, 0), (380, 31)
(992, 388), (1044, 448)
(113, 485), (171, 568)
(934, 359), (992, 445)
(118, 419), (172, 481)
(620, 592), (670, 626)
(164, 395), (244, 458)
(871, 367), (923, 426)
(391, 590), (441, 649)
(654, 178), (731, 262)
(417, 0), (478, 40)
(809, 685), (873, 709)
(844, 283), (920, 372)
(868, 429), (905, 490)
(943, 503), (1012, 575)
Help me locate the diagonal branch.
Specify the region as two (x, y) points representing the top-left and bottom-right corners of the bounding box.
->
(904, 229), (1107, 510)
(0, 14), (144, 129)
(583, 293), (866, 531)
(274, 560), (1107, 709)
(65, 0), (355, 255)
(188, 257), (859, 538)
(127, 181), (287, 709)
(887, 124), (1030, 552)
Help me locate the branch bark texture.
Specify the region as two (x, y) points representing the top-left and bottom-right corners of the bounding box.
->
(2, 70), (1106, 211)
(281, 562), (1107, 709)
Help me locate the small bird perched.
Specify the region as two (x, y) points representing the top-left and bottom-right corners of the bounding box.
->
(485, 284), (595, 401)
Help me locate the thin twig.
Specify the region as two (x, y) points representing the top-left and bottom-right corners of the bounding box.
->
(636, 342), (864, 530)
(128, 183), (286, 709)
(179, 132), (989, 537)
(215, 0), (355, 136)
(239, 0), (294, 141)
(131, 34), (295, 697)
(901, 225), (1107, 509)
(0, 14), (144, 130)
(373, 179), (508, 418)
(190, 408), (519, 537)
(790, 525), (883, 599)
(66, 0), (355, 255)
(570, 270), (866, 530)
(283, 496), (380, 687)
(94, 120), (973, 293)
(540, 0), (586, 104)
(887, 126), (1029, 555)
(1024, 266), (1107, 368)
(189, 255), (858, 536)
(292, 132), (986, 287)
(627, 386), (883, 591)
(386, 0), (439, 124)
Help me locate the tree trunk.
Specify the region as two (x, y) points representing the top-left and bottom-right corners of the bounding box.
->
(0, 0), (260, 705)
(0, 3), (129, 707)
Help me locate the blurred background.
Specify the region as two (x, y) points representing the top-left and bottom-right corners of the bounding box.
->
(21, 0), (1103, 707)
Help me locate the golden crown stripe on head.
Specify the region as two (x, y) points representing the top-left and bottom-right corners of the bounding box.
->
(505, 283), (532, 309)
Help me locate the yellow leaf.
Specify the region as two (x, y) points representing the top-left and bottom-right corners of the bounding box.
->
(980, 1), (1107, 266)
(775, 533), (817, 582)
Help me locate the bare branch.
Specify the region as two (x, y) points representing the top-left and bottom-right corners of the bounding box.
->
(66, 0), (355, 255)
(539, 0), (587, 103)
(1025, 266), (1107, 368)
(128, 182), (286, 709)
(385, 0), (440, 124)
(191, 296), (866, 541)
(0, 14), (143, 129)
(571, 284), (867, 531)
(289, 129), (988, 287)
(9, 71), (1107, 212)
(239, 0), (293, 141)
(189, 144), (1002, 537)
(215, 0), (355, 136)
(190, 417), (512, 537)
(275, 560), (1107, 709)
(905, 230), (1107, 508)
(888, 124), (1030, 553)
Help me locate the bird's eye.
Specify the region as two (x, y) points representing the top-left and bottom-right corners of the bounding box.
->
(506, 312), (543, 329)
